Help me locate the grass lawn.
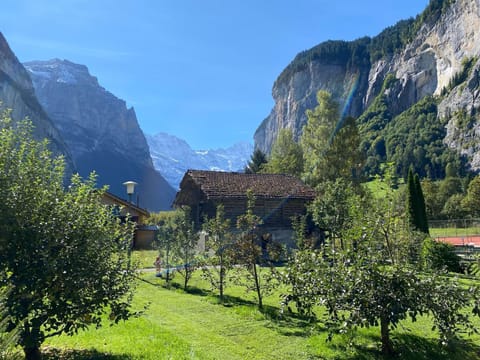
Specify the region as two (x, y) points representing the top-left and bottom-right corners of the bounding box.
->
(430, 227), (480, 238)
(41, 270), (480, 360)
(131, 250), (159, 269)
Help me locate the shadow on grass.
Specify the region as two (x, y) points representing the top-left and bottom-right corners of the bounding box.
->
(391, 333), (480, 360)
(328, 332), (480, 360)
(42, 347), (132, 360)
(139, 275), (211, 297)
(211, 293), (317, 337)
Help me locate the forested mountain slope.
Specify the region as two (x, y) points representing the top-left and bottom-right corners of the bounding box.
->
(255, 0), (480, 179)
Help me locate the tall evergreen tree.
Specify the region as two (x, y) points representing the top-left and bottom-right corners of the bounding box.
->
(406, 168), (417, 230)
(414, 174), (429, 234)
(244, 148), (267, 174)
(406, 168), (429, 234)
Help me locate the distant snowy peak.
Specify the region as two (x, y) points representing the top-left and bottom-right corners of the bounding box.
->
(146, 132), (253, 188)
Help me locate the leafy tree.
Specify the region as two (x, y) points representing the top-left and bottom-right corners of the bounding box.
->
(281, 214), (324, 317)
(325, 116), (365, 183)
(421, 179), (443, 220)
(0, 287), (19, 360)
(263, 128), (303, 177)
(301, 91), (364, 188)
(439, 176), (464, 200)
(422, 238), (462, 273)
(201, 204), (234, 301)
(153, 211), (180, 283)
(173, 206), (199, 291)
(318, 248), (479, 354)
(232, 190), (281, 309)
(462, 175), (480, 217)
(442, 193), (467, 220)
(244, 148), (267, 174)
(0, 113), (137, 360)
(283, 168), (480, 355)
(281, 249), (323, 318)
(301, 90), (339, 187)
(309, 178), (360, 251)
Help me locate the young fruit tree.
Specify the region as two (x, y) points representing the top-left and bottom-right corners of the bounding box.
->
(153, 211), (180, 283)
(232, 190), (281, 309)
(0, 113), (137, 360)
(283, 168), (480, 355)
(201, 204), (234, 301)
(173, 206), (199, 291)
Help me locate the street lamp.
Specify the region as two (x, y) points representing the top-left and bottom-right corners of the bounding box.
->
(123, 181), (138, 203)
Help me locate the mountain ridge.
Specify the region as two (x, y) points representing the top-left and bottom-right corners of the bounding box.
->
(254, 0), (480, 177)
(147, 132), (252, 188)
(24, 58), (176, 211)
(0, 33), (75, 173)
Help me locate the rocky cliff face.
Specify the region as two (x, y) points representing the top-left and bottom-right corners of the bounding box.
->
(254, 0), (480, 172)
(25, 59), (175, 211)
(255, 60), (370, 154)
(0, 33), (73, 170)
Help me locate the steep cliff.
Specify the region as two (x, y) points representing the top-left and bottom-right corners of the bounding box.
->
(0, 33), (73, 170)
(254, 0), (480, 174)
(255, 39), (371, 153)
(25, 59), (175, 211)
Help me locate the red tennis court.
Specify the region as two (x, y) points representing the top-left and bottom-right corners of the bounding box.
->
(436, 236), (480, 247)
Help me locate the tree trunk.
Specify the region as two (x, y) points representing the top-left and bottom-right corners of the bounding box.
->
(380, 316), (394, 355)
(24, 345), (42, 360)
(22, 325), (43, 360)
(165, 247), (170, 283)
(219, 263), (224, 301)
(253, 263), (263, 309)
(183, 267), (189, 291)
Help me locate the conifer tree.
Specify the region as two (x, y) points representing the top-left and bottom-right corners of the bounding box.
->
(406, 167), (429, 234)
(245, 148), (267, 174)
(406, 168), (417, 230)
(414, 173), (429, 234)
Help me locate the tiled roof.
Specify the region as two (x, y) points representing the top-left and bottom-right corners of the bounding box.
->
(180, 170), (316, 200)
(102, 192), (149, 217)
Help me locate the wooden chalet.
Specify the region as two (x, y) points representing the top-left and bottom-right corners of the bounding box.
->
(174, 170), (316, 233)
(102, 192), (158, 249)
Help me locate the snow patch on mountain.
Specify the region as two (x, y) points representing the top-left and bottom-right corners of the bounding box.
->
(146, 132), (253, 189)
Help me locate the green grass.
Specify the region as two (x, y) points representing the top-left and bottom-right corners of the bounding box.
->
(130, 250), (159, 269)
(430, 227), (480, 238)
(363, 178), (404, 199)
(40, 270), (480, 360)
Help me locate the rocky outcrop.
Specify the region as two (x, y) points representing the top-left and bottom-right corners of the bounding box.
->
(0, 33), (73, 170)
(25, 59), (175, 211)
(254, 0), (480, 173)
(255, 43), (371, 152)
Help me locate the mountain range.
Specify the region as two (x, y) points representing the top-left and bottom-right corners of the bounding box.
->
(1, 0), (480, 212)
(0, 36), (251, 210)
(146, 132), (252, 188)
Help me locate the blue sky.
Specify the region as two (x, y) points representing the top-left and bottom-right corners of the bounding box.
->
(1, 0), (429, 149)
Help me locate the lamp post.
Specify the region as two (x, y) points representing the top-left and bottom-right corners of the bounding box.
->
(123, 181), (138, 203)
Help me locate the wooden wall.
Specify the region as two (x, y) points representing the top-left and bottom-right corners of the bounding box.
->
(197, 198), (309, 229)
